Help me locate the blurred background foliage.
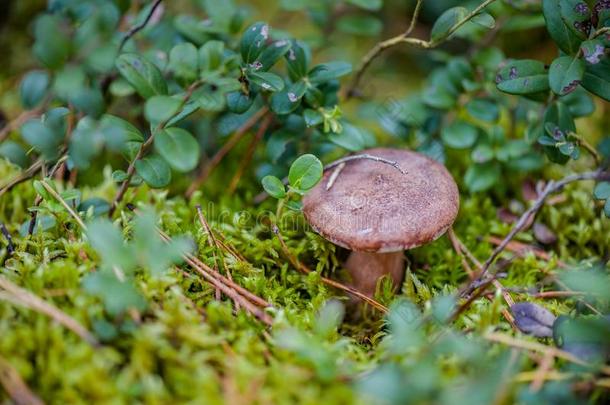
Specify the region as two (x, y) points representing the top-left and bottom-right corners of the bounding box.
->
(0, 0), (610, 404)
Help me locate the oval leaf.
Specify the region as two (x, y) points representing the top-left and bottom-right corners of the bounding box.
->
(20, 70), (50, 109)
(496, 59), (550, 95)
(135, 154), (172, 188)
(155, 127), (200, 172)
(441, 120), (479, 149)
(549, 55), (585, 95)
(288, 154), (323, 191)
(431, 7), (468, 42)
(261, 175), (286, 199)
(116, 53), (168, 99)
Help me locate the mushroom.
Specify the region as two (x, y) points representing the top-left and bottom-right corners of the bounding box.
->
(302, 148), (459, 297)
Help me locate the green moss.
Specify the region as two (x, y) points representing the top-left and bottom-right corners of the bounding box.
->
(1, 150), (609, 403)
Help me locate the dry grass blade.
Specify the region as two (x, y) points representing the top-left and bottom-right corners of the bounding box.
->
(0, 355), (45, 405)
(38, 181), (87, 231)
(155, 228), (273, 325)
(447, 228), (516, 329)
(0, 276), (99, 346)
(272, 225), (388, 314)
(485, 332), (610, 376)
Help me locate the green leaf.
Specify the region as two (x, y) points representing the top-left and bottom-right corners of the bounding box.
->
(471, 144), (495, 163)
(248, 71), (285, 92)
(240, 22), (269, 64)
(86, 219), (136, 272)
(169, 43), (199, 81)
(20, 119), (62, 161)
(465, 98), (499, 122)
(99, 115), (144, 159)
(270, 80), (307, 115)
(285, 40), (310, 81)
(69, 117), (104, 169)
(261, 175), (286, 199)
(33, 15), (70, 69)
(144, 96), (182, 126)
(116, 53), (168, 99)
(288, 154), (323, 191)
(330, 122), (374, 152)
(542, 102), (576, 164)
(441, 120), (479, 149)
(549, 55), (585, 95)
(303, 109), (323, 127)
(336, 15), (383, 36)
(464, 162), (501, 192)
(314, 300), (344, 338)
(605, 199), (610, 218)
(20, 70), (50, 109)
(0, 141), (29, 168)
(83, 271), (146, 316)
(199, 40), (225, 72)
(308, 62), (352, 83)
(346, 0), (382, 11)
(53, 65), (86, 101)
(593, 182), (610, 199)
(542, 0), (583, 54)
(197, 86), (226, 111)
(581, 57), (610, 101)
(226, 91), (254, 114)
(561, 88), (595, 117)
(559, 0), (592, 39)
(496, 59), (550, 95)
(471, 12), (495, 29)
(258, 40), (291, 71)
(430, 7), (467, 42)
(135, 154), (172, 188)
(155, 127), (200, 172)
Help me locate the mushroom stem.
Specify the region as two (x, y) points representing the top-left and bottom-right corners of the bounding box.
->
(344, 251), (405, 297)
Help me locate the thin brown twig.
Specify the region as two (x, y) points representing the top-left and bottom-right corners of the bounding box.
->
(38, 181), (87, 231)
(155, 228), (271, 309)
(447, 229), (516, 328)
(0, 355), (45, 405)
(464, 170), (610, 297)
(324, 154), (406, 174)
(346, 0), (498, 97)
(0, 276), (99, 346)
(196, 204), (227, 301)
(272, 225), (388, 313)
(228, 114), (273, 193)
(155, 229), (273, 325)
(0, 159), (45, 198)
(486, 236), (568, 268)
(186, 107), (269, 198)
(118, 0), (163, 53)
(110, 80), (203, 216)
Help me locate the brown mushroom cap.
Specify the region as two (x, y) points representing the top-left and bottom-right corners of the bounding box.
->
(302, 148), (459, 253)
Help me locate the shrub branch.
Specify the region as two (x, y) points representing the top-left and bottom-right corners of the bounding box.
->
(347, 0), (498, 97)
